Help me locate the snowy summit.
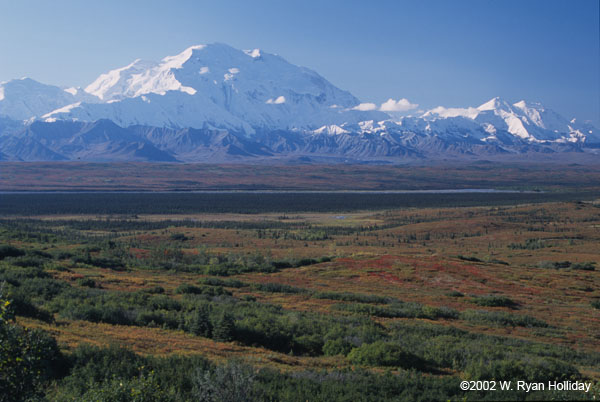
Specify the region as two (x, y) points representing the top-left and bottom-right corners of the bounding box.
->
(43, 43), (387, 132)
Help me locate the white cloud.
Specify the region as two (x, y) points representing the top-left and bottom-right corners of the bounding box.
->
(424, 106), (479, 119)
(351, 99), (419, 113)
(266, 95), (286, 104)
(199, 66), (209, 74)
(352, 102), (377, 111)
(379, 98), (419, 112)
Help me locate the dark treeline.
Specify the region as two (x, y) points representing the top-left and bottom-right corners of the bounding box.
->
(2, 191), (599, 215)
(0, 218), (378, 235)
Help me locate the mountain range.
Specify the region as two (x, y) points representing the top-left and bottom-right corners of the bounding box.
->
(0, 43), (598, 163)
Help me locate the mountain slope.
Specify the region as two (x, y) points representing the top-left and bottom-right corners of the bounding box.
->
(3, 116), (595, 164)
(0, 135), (67, 161)
(1, 120), (177, 162)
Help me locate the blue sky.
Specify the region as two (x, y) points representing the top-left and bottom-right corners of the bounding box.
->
(1, 0), (598, 125)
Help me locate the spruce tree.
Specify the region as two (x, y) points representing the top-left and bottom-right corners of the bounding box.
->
(213, 312), (235, 342)
(190, 304), (212, 338)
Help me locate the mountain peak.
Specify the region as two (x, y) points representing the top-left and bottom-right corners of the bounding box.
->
(161, 45), (206, 69)
(513, 100), (527, 109)
(512, 99), (546, 113)
(0, 77), (94, 120)
(84, 58), (158, 100)
(3, 77), (47, 87)
(83, 44), (263, 102)
(477, 97), (512, 111)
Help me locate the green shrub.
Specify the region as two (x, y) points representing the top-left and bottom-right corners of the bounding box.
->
(537, 260), (595, 270)
(471, 295), (518, 308)
(334, 302), (459, 320)
(0, 265), (50, 282)
(323, 338), (353, 356)
(192, 362), (256, 402)
(270, 261), (293, 269)
(424, 306), (460, 320)
(457, 255), (483, 262)
(508, 238), (546, 250)
(347, 341), (427, 370)
(76, 373), (168, 402)
(461, 310), (548, 328)
(6, 293), (54, 323)
(296, 258), (319, 266)
(254, 282), (307, 294)
(203, 265), (227, 276)
(0, 245), (25, 259)
(77, 278), (97, 288)
(9, 256), (46, 268)
(294, 334), (324, 356)
(176, 284), (203, 294)
(176, 283), (231, 297)
(62, 304), (133, 326)
(143, 286), (165, 294)
(571, 262), (596, 271)
(53, 344), (211, 401)
(72, 255), (126, 270)
(136, 311), (179, 329)
(313, 291), (392, 304)
(170, 233), (189, 241)
(54, 251), (74, 260)
(0, 291), (65, 402)
(13, 278), (67, 302)
(28, 250), (53, 259)
(201, 277), (247, 288)
(464, 357), (580, 382)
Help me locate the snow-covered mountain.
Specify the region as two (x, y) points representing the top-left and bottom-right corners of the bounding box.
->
(0, 78), (97, 121)
(421, 97), (598, 144)
(43, 43), (388, 133)
(0, 43), (598, 163)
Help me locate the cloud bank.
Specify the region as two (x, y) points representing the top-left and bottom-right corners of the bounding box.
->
(352, 102), (377, 111)
(352, 98), (418, 113)
(379, 98), (419, 112)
